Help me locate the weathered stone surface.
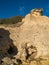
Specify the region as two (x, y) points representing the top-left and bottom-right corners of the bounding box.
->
(0, 8), (49, 65)
(17, 8), (49, 60)
(30, 8), (43, 16)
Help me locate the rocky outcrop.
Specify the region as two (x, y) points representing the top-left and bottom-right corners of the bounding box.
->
(17, 8), (49, 60)
(0, 8), (49, 65)
(30, 8), (43, 16)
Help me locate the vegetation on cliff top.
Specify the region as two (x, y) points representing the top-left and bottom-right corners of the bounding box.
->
(0, 16), (24, 24)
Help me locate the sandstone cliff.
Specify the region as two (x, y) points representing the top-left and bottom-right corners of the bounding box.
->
(0, 8), (49, 65)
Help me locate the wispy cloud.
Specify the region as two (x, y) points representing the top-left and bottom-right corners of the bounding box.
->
(18, 6), (26, 15)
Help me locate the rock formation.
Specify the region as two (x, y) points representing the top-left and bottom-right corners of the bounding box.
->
(17, 8), (49, 60)
(0, 8), (49, 65)
(30, 8), (43, 17)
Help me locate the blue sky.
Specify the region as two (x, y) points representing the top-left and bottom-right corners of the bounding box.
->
(0, 0), (49, 19)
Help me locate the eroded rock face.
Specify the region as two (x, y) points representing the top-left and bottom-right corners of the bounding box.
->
(17, 8), (49, 60)
(0, 8), (49, 65)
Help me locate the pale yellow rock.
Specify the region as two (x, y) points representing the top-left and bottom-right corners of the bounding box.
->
(0, 8), (49, 65)
(18, 11), (49, 60)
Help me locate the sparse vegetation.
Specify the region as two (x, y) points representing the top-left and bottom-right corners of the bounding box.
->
(0, 16), (24, 24)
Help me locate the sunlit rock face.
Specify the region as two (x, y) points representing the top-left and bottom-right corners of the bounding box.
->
(0, 8), (49, 64)
(18, 8), (49, 60)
